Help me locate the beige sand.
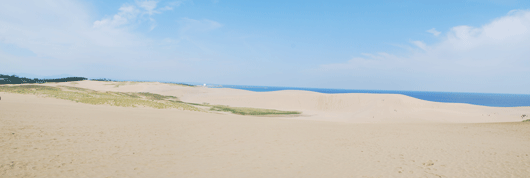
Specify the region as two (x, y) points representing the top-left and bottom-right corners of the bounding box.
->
(45, 81), (530, 123)
(2, 81), (530, 177)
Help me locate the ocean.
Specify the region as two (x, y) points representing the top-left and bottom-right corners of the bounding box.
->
(210, 85), (530, 107)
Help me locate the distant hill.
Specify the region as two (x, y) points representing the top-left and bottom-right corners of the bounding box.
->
(0, 74), (87, 84)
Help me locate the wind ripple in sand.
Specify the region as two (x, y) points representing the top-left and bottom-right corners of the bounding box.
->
(1, 84), (530, 177)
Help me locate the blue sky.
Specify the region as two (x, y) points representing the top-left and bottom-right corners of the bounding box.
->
(1, 0), (530, 94)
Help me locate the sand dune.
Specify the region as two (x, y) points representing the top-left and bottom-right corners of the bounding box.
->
(1, 91), (530, 177)
(2, 81), (530, 177)
(45, 81), (530, 123)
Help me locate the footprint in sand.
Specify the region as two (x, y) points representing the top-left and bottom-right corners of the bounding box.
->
(423, 160), (434, 166)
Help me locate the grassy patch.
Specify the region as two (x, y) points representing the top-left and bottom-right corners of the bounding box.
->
(104, 81), (139, 88)
(137, 92), (178, 100)
(0, 85), (199, 111)
(523, 119), (530, 122)
(209, 105), (300, 116)
(0, 84), (301, 116)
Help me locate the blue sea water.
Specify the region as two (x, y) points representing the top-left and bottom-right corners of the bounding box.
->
(211, 85), (530, 107)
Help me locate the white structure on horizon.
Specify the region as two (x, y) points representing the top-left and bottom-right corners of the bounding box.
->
(203, 83), (206, 87)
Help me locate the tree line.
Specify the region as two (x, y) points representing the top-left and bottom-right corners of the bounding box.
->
(0, 74), (87, 84)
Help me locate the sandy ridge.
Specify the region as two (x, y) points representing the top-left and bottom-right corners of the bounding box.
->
(1, 91), (529, 177)
(42, 81), (530, 123)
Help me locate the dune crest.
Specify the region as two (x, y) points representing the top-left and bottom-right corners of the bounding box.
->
(41, 81), (530, 123)
(2, 81), (530, 177)
(1, 91), (530, 177)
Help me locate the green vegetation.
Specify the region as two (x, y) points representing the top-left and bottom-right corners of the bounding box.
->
(103, 81), (139, 88)
(90, 78), (116, 82)
(137, 92), (177, 100)
(92, 78), (196, 87)
(0, 84), (301, 116)
(0, 74), (86, 84)
(523, 119), (530, 122)
(209, 105), (300, 116)
(0, 85), (199, 111)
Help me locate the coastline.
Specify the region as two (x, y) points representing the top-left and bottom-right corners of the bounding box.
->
(213, 84), (530, 107)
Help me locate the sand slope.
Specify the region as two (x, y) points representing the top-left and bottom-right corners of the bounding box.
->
(1, 92), (530, 177)
(44, 81), (530, 123)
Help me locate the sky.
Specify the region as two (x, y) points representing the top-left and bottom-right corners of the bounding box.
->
(1, 0), (530, 94)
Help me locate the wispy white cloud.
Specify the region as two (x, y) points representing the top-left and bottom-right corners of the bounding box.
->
(0, 0), (184, 77)
(179, 18), (223, 33)
(0, 0), (231, 83)
(93, 5), (141, 28)
(427, 28), (441, 36)
(93, 0), (181, 31)
(159, 1), (183, 11)
(159, 6), (174, 11)
(137, 0), (159, 15)
(321, 10), (530, 93)
(410, 40), (427, 50)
